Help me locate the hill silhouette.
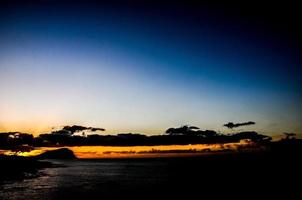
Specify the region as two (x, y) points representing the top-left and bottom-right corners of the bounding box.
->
(35, 148), (76, 159)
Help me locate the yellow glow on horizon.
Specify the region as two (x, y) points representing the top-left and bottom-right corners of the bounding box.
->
(0, 120), (57, 136)
(4, 149), (45, 157)
(2, 140), (253, 158)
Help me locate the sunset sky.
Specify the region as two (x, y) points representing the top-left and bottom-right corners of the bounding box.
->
(0, 1), (301, 136)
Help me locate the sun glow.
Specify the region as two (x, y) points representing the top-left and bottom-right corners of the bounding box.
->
(1, 140), (253, 159)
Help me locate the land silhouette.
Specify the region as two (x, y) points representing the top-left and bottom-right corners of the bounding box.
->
(1, 124), (301, 199)
(1, 139), (301, 198)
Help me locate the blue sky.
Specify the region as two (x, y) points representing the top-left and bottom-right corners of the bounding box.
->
(0, 1), (301, 135)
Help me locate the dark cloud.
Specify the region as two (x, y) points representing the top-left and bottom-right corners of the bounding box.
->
(224, 121), (256, 129)
(1, 125), (276, 147)
(52, 125), (106, 135)
(90, 127), (106, 132)
(62, 125), (88, 133)
(165, 125), (219, 138)
(188, 126), (200, 130)
(165, 125), (200, 135)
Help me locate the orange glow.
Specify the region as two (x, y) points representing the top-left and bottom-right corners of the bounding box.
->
(1, 140), (253, 158)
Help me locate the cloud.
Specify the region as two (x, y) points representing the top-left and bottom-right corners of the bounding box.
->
(165, 125), (200, 135)
(62, 125), (88, 133)
(52, 125), (105, 135)
(224, 121), (255, 129)
(90, 127), (106, 132)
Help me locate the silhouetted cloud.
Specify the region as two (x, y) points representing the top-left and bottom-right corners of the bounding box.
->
(62, 125), (88, 133)
(165, 126), (220, 138)
(166, 125), (200, 135)
(52, 125), (105, 135)
(90, 127), (106, 132)
(1, 124), (277, 147)
(224, 121), (255, 129)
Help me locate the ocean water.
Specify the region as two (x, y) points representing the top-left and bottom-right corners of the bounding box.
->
(0, 159), (171, 199)
(0, 155), (301, 199)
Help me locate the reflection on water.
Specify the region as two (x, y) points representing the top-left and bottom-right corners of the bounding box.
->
(2, 140), (252, 158)
(0, 159), (170, 199)
(0, 142), (256, 199)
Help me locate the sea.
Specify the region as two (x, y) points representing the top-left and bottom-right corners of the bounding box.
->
(0, 159), (173, 199)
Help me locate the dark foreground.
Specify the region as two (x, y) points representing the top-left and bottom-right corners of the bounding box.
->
(0, 142), (301, 199)
(0, 156), (52, 183)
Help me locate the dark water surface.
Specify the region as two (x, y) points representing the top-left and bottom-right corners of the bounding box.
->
(0, 154), (300, 199)
(0, 159), (172, 199)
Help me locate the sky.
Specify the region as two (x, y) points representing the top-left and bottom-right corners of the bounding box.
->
(0, 1), (301, 136)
